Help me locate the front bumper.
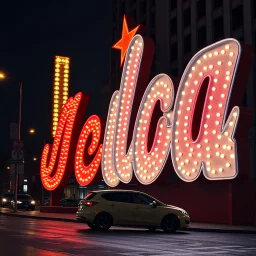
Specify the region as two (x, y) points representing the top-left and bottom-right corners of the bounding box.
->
(17, 203), (35, 209)
(179, 215), (190, 229)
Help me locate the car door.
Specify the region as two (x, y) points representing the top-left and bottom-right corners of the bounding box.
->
(103, 192), (136, 225)
(131, 193), (159, 226)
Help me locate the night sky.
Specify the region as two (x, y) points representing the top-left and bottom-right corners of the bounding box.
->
(0, 1), (112, 154)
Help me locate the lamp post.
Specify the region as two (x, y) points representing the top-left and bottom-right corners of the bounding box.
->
(0, 72), (22, 213)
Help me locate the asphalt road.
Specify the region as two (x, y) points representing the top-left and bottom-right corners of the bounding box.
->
(0, 216), (256, 256)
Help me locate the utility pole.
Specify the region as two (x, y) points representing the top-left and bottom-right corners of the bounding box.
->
(14, 82), (22, 213)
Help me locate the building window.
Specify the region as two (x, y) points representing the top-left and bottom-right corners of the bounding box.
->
(243, 91), (247, 107)
(152, 59), (156, 71)
(254, 1), (256, 20)
(197, 26), (206, 50)
(140, 1), (147, 16)
(171, 67), (178, 76)
(121, 1), (125, 15)
(197, 0), (206, 20)
(232, 5), (243, 30)
(213, 17), (224, 40)
(183, 8), (191, 28)
(170, 18), (177, 35)
(170, 43), (178, 60)
(132, 8), (137, 22)
(171, 0), (177, 10)
(151, 12), (155, 30)
(184, 34), (191, 55)
(213, 0), (223, 10)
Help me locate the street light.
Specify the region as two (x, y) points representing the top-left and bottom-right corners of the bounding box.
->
(29, 128), (35, 134)
(33, 157), (37, 161)
(0, 72), (22, 213)
(7, 166), (10, 170)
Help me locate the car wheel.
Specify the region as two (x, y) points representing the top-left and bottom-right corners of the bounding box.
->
(94, 213), (112, 231)
(162, 215), (179, 233)
(87, 222), (96, 230)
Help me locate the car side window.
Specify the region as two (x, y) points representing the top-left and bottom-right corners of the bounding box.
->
(102, 192), (132, 203)
(101, 193), (114, 201)
(132, 193), (154, 205)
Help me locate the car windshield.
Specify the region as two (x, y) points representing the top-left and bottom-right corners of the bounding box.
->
(17, 195), (31, 200)
(3, 194), (13, 198)
(138, 193), (166, 206)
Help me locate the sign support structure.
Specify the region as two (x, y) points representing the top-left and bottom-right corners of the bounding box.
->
(12, 82), (23, 212)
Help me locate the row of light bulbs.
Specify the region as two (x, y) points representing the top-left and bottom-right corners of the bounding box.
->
(133, 77), (173, 184)
(52, 59), (70, 136)
(75, 116), (103, 186)
(172, 42), (238, 179)
(111, 37), (143, 183)
(42, 94), (81, 190)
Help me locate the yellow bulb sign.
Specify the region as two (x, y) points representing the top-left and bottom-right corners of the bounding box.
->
(52, 56), (70, 137)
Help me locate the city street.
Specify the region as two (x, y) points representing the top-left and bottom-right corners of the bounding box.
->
(0, 215), (256, 256)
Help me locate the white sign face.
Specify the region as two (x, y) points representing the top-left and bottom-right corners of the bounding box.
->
(102, 36), (242, 187)
(11, 150), (24, 161)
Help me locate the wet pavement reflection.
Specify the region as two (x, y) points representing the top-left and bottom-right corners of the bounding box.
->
(1, 215), (256, 256)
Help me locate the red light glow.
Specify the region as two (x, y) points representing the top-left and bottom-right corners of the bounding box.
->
(112, 15), (140, 66)
(75, 115), (103, 186)
(41, 92), (89, 190)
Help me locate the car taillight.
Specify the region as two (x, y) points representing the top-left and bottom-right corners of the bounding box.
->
(82, 201), (98, 207)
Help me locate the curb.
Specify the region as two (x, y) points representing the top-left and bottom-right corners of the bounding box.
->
(186, 227), (256, 234)
(0, 212), (77, 223)
(1, 211), (256, 234)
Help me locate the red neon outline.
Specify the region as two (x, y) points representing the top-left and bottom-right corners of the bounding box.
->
(41, 92), (89, 191)
(74, 115), (103, 186)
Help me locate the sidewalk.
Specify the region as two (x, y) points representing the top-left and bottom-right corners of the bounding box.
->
(1, 207), (256, 234)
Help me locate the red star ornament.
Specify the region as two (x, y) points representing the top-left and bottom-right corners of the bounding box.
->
(112, 15), (140, 67)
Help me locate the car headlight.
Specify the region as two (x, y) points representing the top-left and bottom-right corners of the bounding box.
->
(31, 200), (35, 205)
(2, 198), (7, 202)
(17, 201), (22, 204)
(179, 210), (188, 216)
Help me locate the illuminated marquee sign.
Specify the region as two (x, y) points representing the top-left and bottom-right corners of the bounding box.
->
(41, 16), (252, 191)
(52, 56), (70, 137)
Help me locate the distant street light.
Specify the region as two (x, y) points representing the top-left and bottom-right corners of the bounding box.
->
(29, 128), (35, 134)
(7, 166), (10, 170)
(0, 71), (22, 213)
(33, 157), (37, 161)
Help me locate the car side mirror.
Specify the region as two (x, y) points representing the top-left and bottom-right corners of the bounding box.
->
(152, 201), (157, 208)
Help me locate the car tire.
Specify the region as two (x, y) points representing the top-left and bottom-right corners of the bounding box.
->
(161, 215), (179, 233)
(94, 213), (112, 231)
(87, 222), (96, 230)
